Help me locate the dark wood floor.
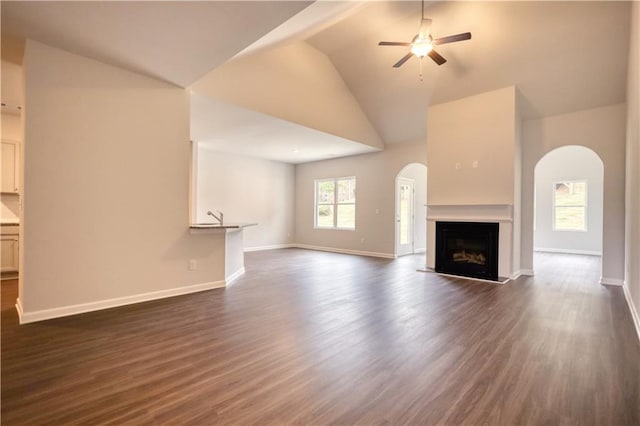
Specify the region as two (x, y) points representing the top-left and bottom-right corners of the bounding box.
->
(2, 250), (639, 425)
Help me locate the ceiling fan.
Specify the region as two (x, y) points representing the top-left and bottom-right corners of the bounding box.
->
(378, 0), (471, 68)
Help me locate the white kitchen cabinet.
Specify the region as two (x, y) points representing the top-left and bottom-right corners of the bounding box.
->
(1, 60), (24, 108)
(1, 225), (19, 274)
(1, 140), (19, 194)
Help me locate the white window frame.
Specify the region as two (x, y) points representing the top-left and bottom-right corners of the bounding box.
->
(552, 179), (588, 232)
(314, 177), (356, 230)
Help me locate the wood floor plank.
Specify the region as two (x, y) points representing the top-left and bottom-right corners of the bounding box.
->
(2, 250), (639, 425)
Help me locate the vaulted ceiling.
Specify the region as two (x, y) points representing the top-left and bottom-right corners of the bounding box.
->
(1, 1), (633, 161)
(308, 1), (631, 143)
(1, 1), (312, 87)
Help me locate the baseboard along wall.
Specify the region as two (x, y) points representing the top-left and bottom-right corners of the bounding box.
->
(600, 277), (624, 286)
(225, 267), (246, 286)
(16, 280), (227, 324)
(623, 281), (640, 343)
(534, 247), (602, 256)
(510, 270), (523, 280)
(244, 244), (296, 252)
(294, 244), (395, 259)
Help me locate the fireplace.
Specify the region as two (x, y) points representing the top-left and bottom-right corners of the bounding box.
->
(435, 221), (499, 281)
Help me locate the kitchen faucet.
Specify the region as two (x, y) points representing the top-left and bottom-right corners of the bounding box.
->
(207, 210), (223, 225)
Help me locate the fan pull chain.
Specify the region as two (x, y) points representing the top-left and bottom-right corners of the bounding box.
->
(419, 57), (424, 81)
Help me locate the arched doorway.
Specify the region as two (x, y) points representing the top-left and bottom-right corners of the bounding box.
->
(395, 163), (427, 257)
(533, 146), (604, 276)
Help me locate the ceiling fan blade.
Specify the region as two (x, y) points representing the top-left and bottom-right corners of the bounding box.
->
(428, 49), (447, 65)
(379, 41), (411, 46)
(433, 32), (471, 45)
(393, 52), (414, 68)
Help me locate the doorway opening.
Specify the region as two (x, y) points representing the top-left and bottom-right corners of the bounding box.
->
(533, 145), (604, 277)
(395, 163), (427, 257)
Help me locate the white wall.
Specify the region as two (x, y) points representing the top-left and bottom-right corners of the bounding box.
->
(521, 103), (626, 282)
(295, 142), (426, 257)
(195, 147), (295, 250)
(191, 41), (383, 151)
(624, 1), (640, 332)
(397, 163), (427, 253)
(21, 40), (226, 316)
(534, 146), (603, 255)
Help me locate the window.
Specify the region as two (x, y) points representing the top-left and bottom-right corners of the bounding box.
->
(553, 180), (587, 231)
(315, 177), (356, 229)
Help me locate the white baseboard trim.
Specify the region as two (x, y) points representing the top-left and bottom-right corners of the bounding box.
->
(520, 269), (535, 276)
(15, 297), (23, 320)
(294, 244), (395, 259)
(225, 267), (245, 287)
(16, 280), (225, 324)
(600, 277), (624, 286)
(414, 248), (427, 254)
(244, 244), (295, 252)
(623, 281), (640, 343)
(510, 270), (523, 280)
(534, 248), (602, 256)
(1, 272), (19, 280)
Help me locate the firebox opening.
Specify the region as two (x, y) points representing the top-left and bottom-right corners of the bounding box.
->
(435, 221), (499, 281)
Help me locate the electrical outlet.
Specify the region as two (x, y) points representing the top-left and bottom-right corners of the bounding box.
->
(472, 160), (479, 168)
(455, 162), (461, 170)
(189, 259), (197, 271)
(361, 237), (366, 243)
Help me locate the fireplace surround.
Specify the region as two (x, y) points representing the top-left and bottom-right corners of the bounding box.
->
(435, 221), (499, 281)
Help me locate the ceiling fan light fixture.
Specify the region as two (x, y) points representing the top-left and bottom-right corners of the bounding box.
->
(411, 41), (433, 58)
(378, 0), (470, 69)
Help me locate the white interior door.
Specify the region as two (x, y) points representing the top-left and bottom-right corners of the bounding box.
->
(397, 178), (414, 256)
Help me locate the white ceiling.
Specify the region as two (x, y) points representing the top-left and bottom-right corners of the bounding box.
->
(191, 93), (379, 164)
(1, 1), (633, 161)
(1, 1), (311, 87)
(308, 1), (632, 143)
(235, 0), (366, 59)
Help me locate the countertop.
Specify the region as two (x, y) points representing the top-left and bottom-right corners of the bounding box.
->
(189, 222), (257, 229)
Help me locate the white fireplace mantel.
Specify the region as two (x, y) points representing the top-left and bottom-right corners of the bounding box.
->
(426, 203), (516, 280)
(427, 204), (514, 222)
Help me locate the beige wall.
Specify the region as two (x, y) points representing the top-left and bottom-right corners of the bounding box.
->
(196, 147), (295, 250)
(21, 40), (226, 316)
(521, 104), (627, 282)
(295, 142), (426, 257)
(624, 1), (640, 328)
(191, 41), (383, 151)
(427, 86), (517, 205)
